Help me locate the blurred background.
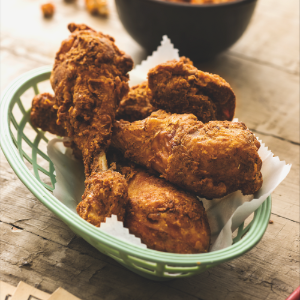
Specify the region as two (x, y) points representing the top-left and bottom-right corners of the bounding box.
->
(0, 1), (299, 299)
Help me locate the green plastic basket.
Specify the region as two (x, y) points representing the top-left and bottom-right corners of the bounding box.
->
(0, 66), (271, 281)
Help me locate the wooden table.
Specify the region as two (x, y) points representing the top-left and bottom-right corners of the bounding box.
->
(1, 0), (299, 299)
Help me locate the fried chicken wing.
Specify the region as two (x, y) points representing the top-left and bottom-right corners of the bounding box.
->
(120, 164), (211, 254)
(148, 59), (236, 123)
(116, 81), (155, 122)
(112, 110), (262, 199)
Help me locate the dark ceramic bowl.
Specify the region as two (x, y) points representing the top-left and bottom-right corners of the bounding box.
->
(115, 0), (257, 61)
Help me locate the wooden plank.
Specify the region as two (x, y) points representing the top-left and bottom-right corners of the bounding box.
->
(166, 215), (299, 300)
(1, 213), (298, 300)
(230, 0), (299, 75)
(0, 222), (161, 300)
(0, 149), (76, 246)
(253, 132), (299, 222)
(0, 50), (43, 92)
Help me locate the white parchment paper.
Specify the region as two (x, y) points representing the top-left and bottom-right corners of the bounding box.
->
(47, 37), (291, 252)
(47, 138), (147, 248)
(129, 35), (180, 87)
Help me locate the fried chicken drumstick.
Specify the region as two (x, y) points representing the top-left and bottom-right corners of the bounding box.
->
(116, 81), (155, 122)
(76, 164), (128, 226)
(47, 23), (133, 224)
(112, 110), (263, 199)
(51, 23), (133, 176)
(112, 159), (211, 254)
(148, 59), (236, 123)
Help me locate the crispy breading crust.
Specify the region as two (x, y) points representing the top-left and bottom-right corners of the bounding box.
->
(51, 23), (133, 176)
(148, 59), (236, 123)
(30, 93), (67, 137)
(49, 23), (133, 225)
(116, 81), (155, 122)
(121, 166), (211, 254)
(112, 110), (262, 199)
(77, 169), (128, 226)
(115, 57), (193, 122)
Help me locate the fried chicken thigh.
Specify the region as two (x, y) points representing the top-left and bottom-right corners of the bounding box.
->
(148, 59), (236, 123)
(119, 164), (211, 253)
(112, 110), (263, 199)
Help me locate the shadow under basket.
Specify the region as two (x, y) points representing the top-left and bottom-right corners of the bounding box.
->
(0, 66), (271, 281)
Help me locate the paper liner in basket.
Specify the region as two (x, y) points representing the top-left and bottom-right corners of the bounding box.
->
(129, 35), (179, 87)
(47, 138), (147, 249)
(47, 36), (291, 252)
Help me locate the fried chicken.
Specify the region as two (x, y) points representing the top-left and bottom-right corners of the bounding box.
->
(115, 57), (193, 122)
(111, 110), (263, 199)
(116, 81), (155, 122)
(30, 93), (67, 137)
(77, 166), (128, 226)
(48, 23), (133, 224)
(178, 56), (194, 65)
(117, 163), (211, 254)
(148, 59), (236, 123)
(51, 23), (133, 176)
(30, 93), (262, 199)
(30, 96), (128, 225)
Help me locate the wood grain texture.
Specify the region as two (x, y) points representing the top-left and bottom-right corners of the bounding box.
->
(230, 0), (299, 75)
(0, 0), (299, 299)
(0, 212), (298, 300)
